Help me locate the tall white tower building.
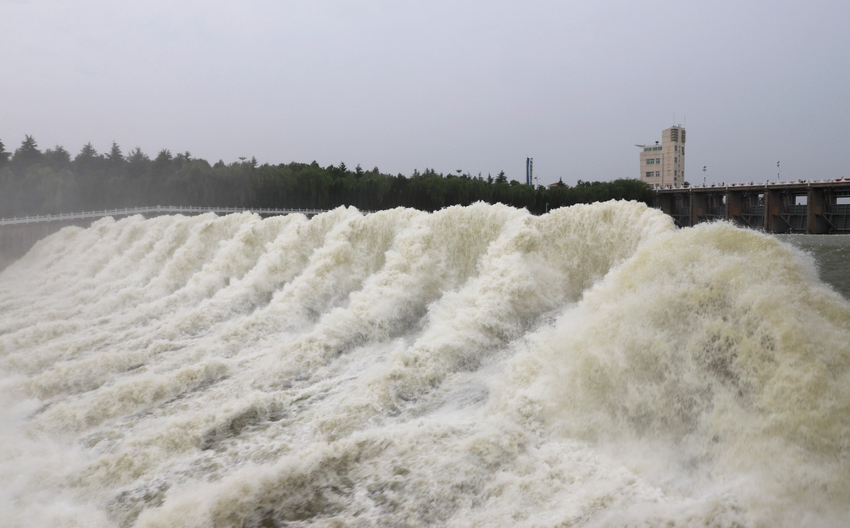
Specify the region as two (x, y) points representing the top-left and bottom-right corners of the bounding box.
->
(636, 125), (686, 188)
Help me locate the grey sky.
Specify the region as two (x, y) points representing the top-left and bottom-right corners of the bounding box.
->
(2, 0), (849, 186)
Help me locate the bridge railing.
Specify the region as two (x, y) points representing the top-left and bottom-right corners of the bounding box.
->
(0, 205), (338, 226)
(655, 178), (850, 191)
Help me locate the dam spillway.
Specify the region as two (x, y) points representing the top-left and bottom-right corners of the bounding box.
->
(654, 179), (850, 233)
(0, 206), (331, 271)
(1, 201), (849, 527)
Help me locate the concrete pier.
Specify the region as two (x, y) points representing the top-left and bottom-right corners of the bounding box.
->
(655, 179), (850, 234)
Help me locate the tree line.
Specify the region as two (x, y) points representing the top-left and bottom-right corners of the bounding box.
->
(0, 135), (653, 217)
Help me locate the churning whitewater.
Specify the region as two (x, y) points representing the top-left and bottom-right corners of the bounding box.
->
(1, 201), (849, 528)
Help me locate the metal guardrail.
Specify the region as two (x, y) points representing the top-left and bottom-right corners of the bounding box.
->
(0, 205), (332, 226)
(655, 178), (850, 192)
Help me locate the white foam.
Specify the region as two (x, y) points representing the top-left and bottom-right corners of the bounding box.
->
(1, 202), (848, 527)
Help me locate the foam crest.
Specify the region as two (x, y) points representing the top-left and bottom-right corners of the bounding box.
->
(499, 222), (850, 525)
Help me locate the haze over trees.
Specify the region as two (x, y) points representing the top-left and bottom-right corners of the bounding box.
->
(0, 135), (652, 217)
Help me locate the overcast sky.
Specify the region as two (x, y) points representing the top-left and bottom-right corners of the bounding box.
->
(2, 0), (849, 186)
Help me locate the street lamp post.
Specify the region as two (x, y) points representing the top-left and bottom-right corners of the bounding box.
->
(703, 166), (706, 187)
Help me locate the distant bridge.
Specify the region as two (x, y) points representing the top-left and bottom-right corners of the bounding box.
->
(654, 178), (850, 233)
(0, 205), (334, 227)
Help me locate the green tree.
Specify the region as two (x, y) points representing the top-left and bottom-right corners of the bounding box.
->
(0, 139), (10, 167)
(12, 135), (42, 173)
(174, 151), (192, 166)
(43, 145), (72, 170)
(74, 142), (100, 174)
(153, 149), (172, 166)
(126, 147), (150, 179)
(495, 170), (507, 184)
(24, 166), (78, 214)
(152, 149), (174, 179)
(105, 141), (124, 165)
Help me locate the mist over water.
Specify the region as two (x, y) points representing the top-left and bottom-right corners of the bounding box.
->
(1, 202), (848, 528)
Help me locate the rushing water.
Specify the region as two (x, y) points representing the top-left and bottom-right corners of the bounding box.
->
(780, 235), (850, 301)
(0, 201), (848, 528)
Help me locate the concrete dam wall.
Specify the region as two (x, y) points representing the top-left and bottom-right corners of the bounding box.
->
(0, 219), (93, 272)
(0, 206), (330, 273)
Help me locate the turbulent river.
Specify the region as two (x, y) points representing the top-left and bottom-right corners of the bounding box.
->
(0, 201), (848, 528)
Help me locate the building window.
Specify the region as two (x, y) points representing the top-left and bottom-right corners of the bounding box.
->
(674, 157), (677, 162)
(675, 146), (678, 152)
(647, 159), (654, 165)
(655, 171), (660, 177)
(656, 158), (660, 163)
(646, 172), (653, 178)
(644, 147), (652, 152)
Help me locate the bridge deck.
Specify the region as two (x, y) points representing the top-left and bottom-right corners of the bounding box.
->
(654, 179), (850, 233)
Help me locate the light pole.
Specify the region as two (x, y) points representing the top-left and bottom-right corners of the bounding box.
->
(703, 166), (706, 187)
(777, 161), (780, 181)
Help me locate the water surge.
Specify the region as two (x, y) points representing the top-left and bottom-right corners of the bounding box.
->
(1, 201), (848, 527)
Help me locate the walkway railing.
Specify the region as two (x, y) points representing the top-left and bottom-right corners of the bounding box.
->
(655, 178), (850, 192)
(0, 205), (333, 226)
